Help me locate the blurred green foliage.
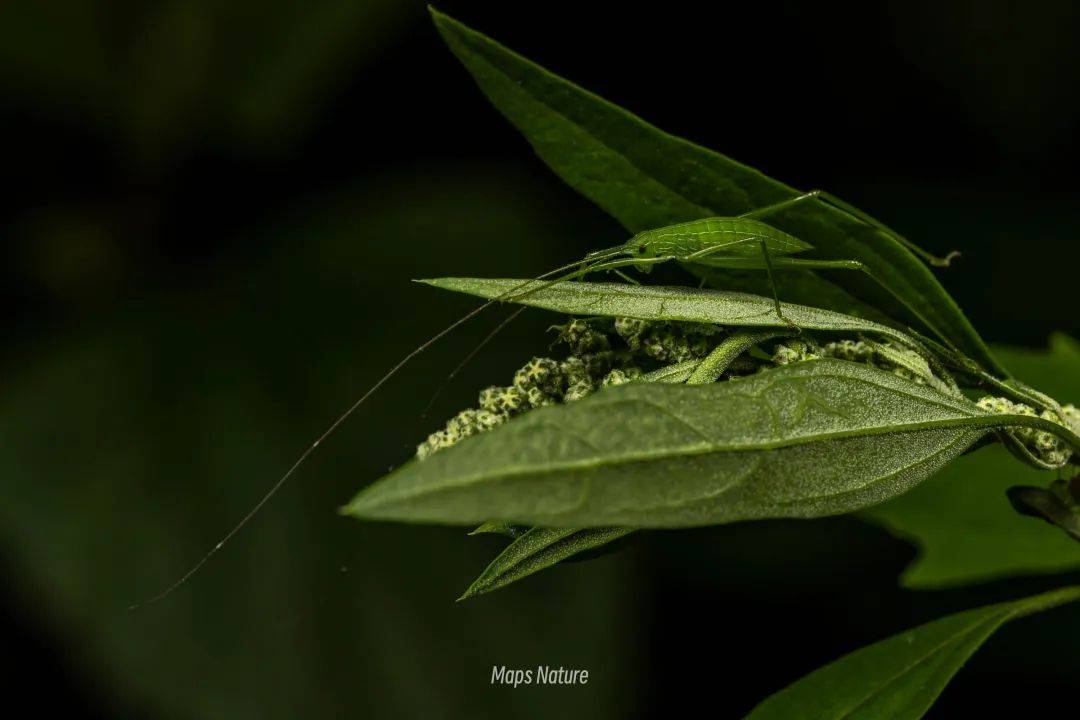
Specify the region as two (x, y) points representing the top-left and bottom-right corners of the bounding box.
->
(0, 170), (641, 718)
(0, 0), (415, 161)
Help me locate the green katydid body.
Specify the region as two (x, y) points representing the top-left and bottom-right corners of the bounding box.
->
(585, 216), (810, 268)
(571, 215), (823, 323)
(629, 217), (811, 259)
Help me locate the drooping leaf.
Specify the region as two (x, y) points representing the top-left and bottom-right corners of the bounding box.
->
(459, 527), (634, 600)
(1007, 483), (1080, 541)
(744, 586), (1080, 720)
(420, 278), (921, 348)
(344, 359), (1079, 529)
(864, 335), (1080, 588)
(430, 8), (1006, 376)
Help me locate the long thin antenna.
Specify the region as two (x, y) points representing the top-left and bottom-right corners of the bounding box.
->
(421, 307), (527, 417)
(420, 246), (627, 417)
(130, 248), (626, 609)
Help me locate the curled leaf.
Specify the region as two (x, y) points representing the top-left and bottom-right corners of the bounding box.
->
(1007, 482), (1080, 542)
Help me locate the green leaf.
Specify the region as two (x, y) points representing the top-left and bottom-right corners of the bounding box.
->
(744, 586), (1080, 720)
(468, 520), (527, 539)
(343, 359), (1080, 529)
(421, 278), (921, 348)
(461, 343), (755, 598)
(430, 8), (1005, 376)
(864, 335), (1080, 588)
(1007, 483), (1080, 541)
(459, 527), (634, 600)
(692, 266), (901, 327)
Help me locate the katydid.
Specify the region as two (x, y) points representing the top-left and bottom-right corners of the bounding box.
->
(133, 189), (957, 606)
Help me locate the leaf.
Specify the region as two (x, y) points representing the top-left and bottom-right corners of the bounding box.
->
(864, 335), (1080, 588)
(343, 359), (1080, 529)
(421, 278), (921, 348)
(692, 266), (901, 328)
(1007, 484), (1080, 541)
(459, 527), (634, 600)
(744, 586), (1080, 720)
(468, 521), (528, 539)
(430, 8), (1006, 376)
(459, 340), (760, 598)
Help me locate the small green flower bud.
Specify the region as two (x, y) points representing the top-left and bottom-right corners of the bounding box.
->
(560, 356), (591, 385)
(524, 386), (555, 408)
(478, 386), (528, 415)
(514, 357), (562, 393)
(474, 409), (507, 431)
(601, 368), (633, 386)
(478, 386), (503, 412)
(614, 317), (649, 348)
(447, 409), (480, 436)
(822, 340), (870, 362)
(555, 319), (611, 355)
(416, 429), (453, 460)
(564, 379), (593, 402)
(773, 339), (821, 366)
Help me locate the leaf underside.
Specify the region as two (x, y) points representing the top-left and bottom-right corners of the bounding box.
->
(346, 359), (1004, 528)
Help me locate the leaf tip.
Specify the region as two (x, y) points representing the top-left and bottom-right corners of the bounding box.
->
(427, 5), (458, 36)
(339, 487), (382, 520)
(457, 577), (491, 601)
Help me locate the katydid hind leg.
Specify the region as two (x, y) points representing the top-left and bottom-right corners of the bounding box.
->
(740, 189), (959, 267)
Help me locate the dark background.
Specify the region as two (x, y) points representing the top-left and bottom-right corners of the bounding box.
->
(2, 1), (1079, 717)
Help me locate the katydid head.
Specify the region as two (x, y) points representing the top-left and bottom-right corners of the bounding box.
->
(583, 244), (631, 262)
(583, 234), (665, 263)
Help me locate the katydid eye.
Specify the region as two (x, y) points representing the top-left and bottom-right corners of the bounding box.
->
(637, 245), (647, 254)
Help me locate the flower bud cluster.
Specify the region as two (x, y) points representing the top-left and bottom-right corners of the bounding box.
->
(976, 396), (1077, 467)
(416, 317), (720, 459)
(772, 339), (821, 366)
(818, 340), (944, 390)
(615, 317), (719, 363)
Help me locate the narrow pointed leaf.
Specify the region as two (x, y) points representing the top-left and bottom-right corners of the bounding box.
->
(344, 359), (1080, 529)
(460, 527), (633, 600)
(421, 278), (921, 348)
(745, 586), (1080, 720)
(430, 8), (1005, 376)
